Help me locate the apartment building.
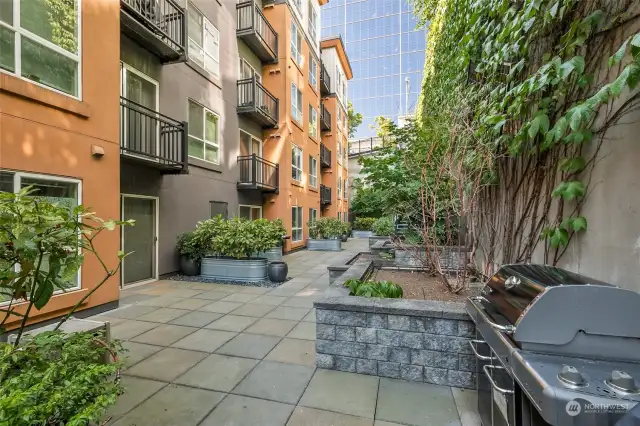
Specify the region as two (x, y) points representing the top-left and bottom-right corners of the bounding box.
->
(0, 0), (122, 324)
(319, 36), (351, 221)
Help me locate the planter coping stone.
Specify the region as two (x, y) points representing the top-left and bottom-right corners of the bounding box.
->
(314, 296), (467, 320)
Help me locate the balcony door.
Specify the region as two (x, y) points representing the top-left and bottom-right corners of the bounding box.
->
(121, 195), (158, 286)
(239, 58), (262, 108)
(121, 63), (160, 160)
(240, 130), (263, 184)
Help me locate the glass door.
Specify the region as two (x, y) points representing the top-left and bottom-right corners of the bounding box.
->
(121, 63), (159, 159)
(122, 196), (157, 286)
(240, 131), (263, 183)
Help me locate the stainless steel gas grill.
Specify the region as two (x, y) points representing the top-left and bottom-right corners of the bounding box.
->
(466, 264), (640, 426)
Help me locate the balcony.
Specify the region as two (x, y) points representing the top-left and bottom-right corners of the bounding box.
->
(120, 97), (188, 174)
(320, 62), (331, 96)
(237, 154), (279, 192)
(120, 0), (187, 63)
(237, 76), (279, 128)
(320, 184), (331, 207)
(321, 103), (331, 131)
(236, 1), (278, 63)
(320, 144), (331, 169)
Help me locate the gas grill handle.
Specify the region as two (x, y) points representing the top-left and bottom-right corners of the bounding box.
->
(468, 296), (516, 335)
(469, 340), (496, 361)
(483, 365), (514, 395)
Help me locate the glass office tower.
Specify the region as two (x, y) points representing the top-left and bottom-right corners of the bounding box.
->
(321, 0), (427, 138)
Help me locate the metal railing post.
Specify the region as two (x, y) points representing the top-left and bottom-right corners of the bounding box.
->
(252, 76), (257, 108)
(251, 154), (257, 186)
(181, 121), (189, 173)
(275, 163), (280, 193)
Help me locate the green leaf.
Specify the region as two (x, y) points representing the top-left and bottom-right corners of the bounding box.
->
(631, 33), (640, 47)
(610, 65), (632, 97)
(550, 228), (569, 248)
(609, 39), (629, 68)
(559, 157), (585, 173)
(571, 216), (588, 232)
(528, 113), (549, 138)
(103, 220), (116, 231)
(33, 280), (54, 310)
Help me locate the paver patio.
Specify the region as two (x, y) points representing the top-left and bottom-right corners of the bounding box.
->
(93, 239), (480, 426)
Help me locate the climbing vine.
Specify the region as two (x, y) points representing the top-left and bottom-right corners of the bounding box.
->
(411, 0), (640, 274)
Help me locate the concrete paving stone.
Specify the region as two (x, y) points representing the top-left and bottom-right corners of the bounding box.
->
(196, 290), (235, 300)
(165, 288), (204, 298)
(374, 422), (405, 426)
(282, 296), (316, 308)
(137, 286), (175, 296)
(130, 324), (198, 346)
(266, 338), (316, 366)
(200, 395), (294, 426)
(87, 315), (126, 326)
(216, 333), (281, 359)
(137, 307), (191, 323)
(200, 301), (244, 314)
(267, 287), (299, 297)
(302, 308), (316, 323)
(126, 347), (208, 382)
(296, 288), (325, 298)
(220, 292), (259, 303)
(205, 314), (259, 332)
(376, 378), (461, 426)
(119, 293), (160, 305)
(107, 305), (159, 319)
(189, 282), (229, 291)
(299, 369), (379, 418)
(234, 360), (315, 404)
(169, 311), (223, 327)
(240, 286), (272, 294)
(121, 341), (163, 368)
(175, 353), (258, 392)
(287, 407), (374, 426)
(252, 295), (288, 305)
(112, 384), (224, 426)
(245, 318), (298, 337)
(138, 295), (185, 307)
(171, 328), (237, 352)
(452, 388), (482, 426)
(230, 303), (276, 317)
(110, 320), (160, 340)
(287, 321), (316, 340)
(106, 376), (166, 422)
(168, 297), (212, 310)
(266, 306), (311, 321)
(216, 284), (248, 292)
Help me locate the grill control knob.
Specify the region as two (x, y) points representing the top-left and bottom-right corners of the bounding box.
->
(606, 371), (639, 394)
(558, 365), (586, 387)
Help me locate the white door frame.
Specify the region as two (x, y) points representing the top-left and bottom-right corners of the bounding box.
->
(120, 193), (159, 287)
(238, 204), (263, 219)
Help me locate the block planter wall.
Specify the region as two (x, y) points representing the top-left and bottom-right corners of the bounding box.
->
(314, 297), (476, 389)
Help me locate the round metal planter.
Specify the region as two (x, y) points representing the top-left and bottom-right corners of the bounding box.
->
(179, 255), (201, 276)
(267, 261), (288, 283)
(341, 234), (349, 242)
(201, 257), (268, 282)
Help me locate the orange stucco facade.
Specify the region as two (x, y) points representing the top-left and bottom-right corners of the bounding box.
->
(0, 0), (121, 329)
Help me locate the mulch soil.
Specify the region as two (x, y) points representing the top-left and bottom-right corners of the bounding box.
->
(372, 269), (480, 302)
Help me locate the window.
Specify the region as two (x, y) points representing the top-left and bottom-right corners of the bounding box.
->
(291, 83), (303, 123)
(239, 205), (262, 220)
(292, 0), (302, 14)
(0, 0), (80, 97)
(309, 155), (317, 188)
(188, 3), (220, 76)
(309, 58), (317, 88)
(309, 208), (317, 223)
(336, 66), (342, 96)
(210, 201), (228, 218)
(338, 212), (342, 221)
(188, 99), (220, 164)
(292, 144), (303, 181)
(337, 108), (342, 128)
(338, 176), (343, 198)
(343, 178), (347, 197)
(290, 21), (302, 65)
(292, 206), (303, 242)
(337, 140), (343, 164)
(308, 2), (317, 43)
(308, 105), (318, 138)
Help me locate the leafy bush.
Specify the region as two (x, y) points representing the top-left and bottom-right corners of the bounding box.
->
(341, 221), (352, 236)
(176, 231), (206, 261)
(345, 279), (403, 298)
(353, 217), (376, 231)
(0, 330), (124, 426)
(373, 216), (394, 236)
(193, 216), (285, 259)
(307, 217), (343, 239)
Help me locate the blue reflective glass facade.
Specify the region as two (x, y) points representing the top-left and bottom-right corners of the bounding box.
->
(322, 0), (427, 137)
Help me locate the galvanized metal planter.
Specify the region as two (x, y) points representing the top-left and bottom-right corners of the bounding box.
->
(352, 230), (374, 238)
(254, 246), (283, 263)
(307, 238), (342, 251)
(201, 257), (268, 282)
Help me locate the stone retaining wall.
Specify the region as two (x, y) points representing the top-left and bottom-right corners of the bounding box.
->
(314, 297), (476, 389)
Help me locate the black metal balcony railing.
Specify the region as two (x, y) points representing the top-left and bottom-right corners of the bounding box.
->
(120, 96), (188, 173)
(320, 143), (331, 168)
(320, 62), (331, 96)
(237, 76), (279, 128)
(237, 154), (279, 192)
(320, 184), (331, 207)
(321, 103), (331, 131)
(120, 0), (186, 62)
(236, 1), (278, 63)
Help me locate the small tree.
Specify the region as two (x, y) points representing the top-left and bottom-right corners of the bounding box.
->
(347, 101), (363, 138)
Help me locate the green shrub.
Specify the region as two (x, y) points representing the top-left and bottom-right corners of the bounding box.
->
(176, 231), (206, 261)
(373, 216), (394, 236)
(353, 217), (376, 231)
(341, 221), (352, 235)
(307, 217), (344, 239)
(345, 279), (403, 298)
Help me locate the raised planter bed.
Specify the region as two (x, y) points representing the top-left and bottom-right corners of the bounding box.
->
(352, 230), (374, 238)
(255, 246), (283, 263)
(368, 235), (389, 248)
(307, 238), (342, 251)
(201, 257), (268, 282)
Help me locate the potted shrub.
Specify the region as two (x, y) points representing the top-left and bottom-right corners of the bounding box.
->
(177, 231), (204, 276)
(307, 217), (343, 251)
(352, 217), (376, 238)
(340, 221), (351, 242)
(254, 219), (287, 262)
